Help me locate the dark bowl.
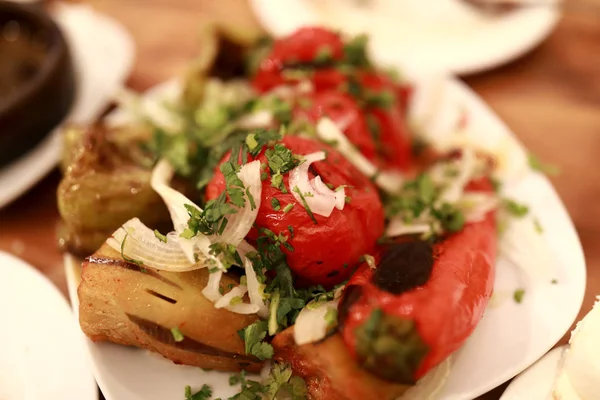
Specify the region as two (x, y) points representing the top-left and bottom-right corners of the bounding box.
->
(0, 1), (75, 167)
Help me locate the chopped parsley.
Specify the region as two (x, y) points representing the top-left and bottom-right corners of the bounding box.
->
(271, 198), (281, 211)
(271, 172), (286, 193)
(209, 243), (243, 270)
(513, 289), (525, 304)
(154, 229), (168, 243)
(283, 203), (295, 213)
(292, 185), (317, 224)
(533, 218), (543, 234)
(120, 232), (143, 266)
(313, 46), (333, 64)
(528, 153), (560, 176)
(502, 198), (529, 218)
(343, 33), (370, 68)
(265, 144), (300, 175)
(184, 384), (212, 400)
(383, 173), (466, 236)
(171, 327), (185, 342)
(551, 279), (558, 284)
(185, 364), (307, 400)
(364, 90), (395, 109)
(239, 320), (273, 360)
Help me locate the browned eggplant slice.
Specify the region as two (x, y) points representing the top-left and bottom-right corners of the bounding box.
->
(272, 328), (410, 400)
(78, 243), (262, 372)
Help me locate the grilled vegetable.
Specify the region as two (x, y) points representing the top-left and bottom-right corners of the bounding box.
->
(182, 22), (264, 108)
(78, 243), (262, 372)
(338, 184), (496, 384)
(57, 125), (193, 256)
(272, 327), (410, 400)
(250, 27), (414, 172)
(205, 135), (384, 287)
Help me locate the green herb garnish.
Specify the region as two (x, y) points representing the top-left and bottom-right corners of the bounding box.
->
(240, 320), (274, 360)
(292, 185), (317, 224)
(503, 198), (529, 218)
(271, 198), (281, 211)
(154, 229), (168, 243)
(184, 384), (212, 400)
(528, 153), (560, 175)
(171, 327), (185, 342)
(513, 289), (525, 304)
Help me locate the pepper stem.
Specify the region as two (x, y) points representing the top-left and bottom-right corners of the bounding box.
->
(354, 309), (429, 384)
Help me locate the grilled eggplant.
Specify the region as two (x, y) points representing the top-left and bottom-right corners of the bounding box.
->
(78, 243), (262, 372)
(57, 124), (191, 256)
(272, 328), (410, 400)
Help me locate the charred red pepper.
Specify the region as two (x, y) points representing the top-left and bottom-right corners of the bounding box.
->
(338, 190), (496, 383)
(205, 136), (384, 287)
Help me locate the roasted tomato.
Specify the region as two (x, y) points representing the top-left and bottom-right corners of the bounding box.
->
(358, 71), (413, 171)
(253, 27), (345, 92)
(205, 136), (384, 287)
(293, 91), (379, 164)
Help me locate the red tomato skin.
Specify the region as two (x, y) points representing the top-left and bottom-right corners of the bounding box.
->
(358, 71), (414, 171)
(205, 136), (384, 288)
(294, 91), (379, 164)
(340, 181), (497, 380)
(253, 27), (345, 92)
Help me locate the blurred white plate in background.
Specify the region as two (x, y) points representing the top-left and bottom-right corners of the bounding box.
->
(249, 0), (561, 75)
(0, 3), (135, 209)
(0, 251), (97, 400)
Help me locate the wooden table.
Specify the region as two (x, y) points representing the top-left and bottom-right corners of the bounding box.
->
(1, 1), (598, 399)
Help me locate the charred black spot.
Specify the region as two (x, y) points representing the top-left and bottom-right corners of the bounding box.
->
(326, 269), (339, 277)
(125, 314), (259, 363)
(145, 289), (177, 304)
(337, 285), (363, 329)
(316, 260), (324, 265)
(372, 240), (434, 295)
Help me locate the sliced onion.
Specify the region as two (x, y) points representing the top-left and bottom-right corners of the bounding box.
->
(436, 148), (477, 206)
(458, 192), (498, 223)
(386, 219), (431, 238)
(214, 285), (260, 314)
(150, 159), (205, 262)
(236, 110), (273, 129)
(202, 270), (224, 302)
(289, 151), (345, 217)
(213, 160), (262, 246)
(316, 118), (404, 194)
(106, 218), (203, 272)
(293, 299), (340, 346)
(239, 241), (268, 318)
(399, 356), (453, 400)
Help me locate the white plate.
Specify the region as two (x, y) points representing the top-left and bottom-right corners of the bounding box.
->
(64, 74), (586, 400)
(500, 346), (565, 400)
(0, 3), (135, 209)
(249, 0), (561, 75)
(0, 251), (97, 400)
